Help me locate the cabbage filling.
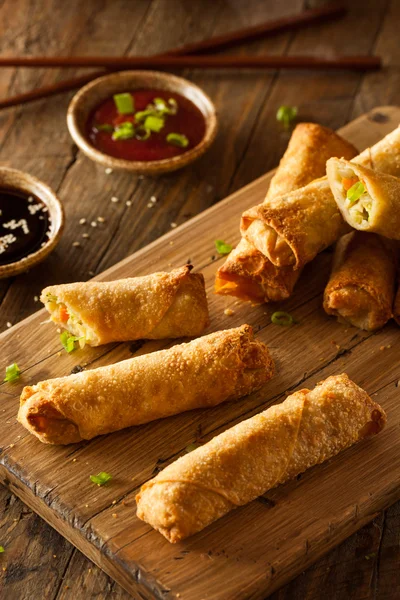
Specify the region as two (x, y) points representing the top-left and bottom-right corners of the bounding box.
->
(339, 167), (372, 226)
(44, 294), (91, 347)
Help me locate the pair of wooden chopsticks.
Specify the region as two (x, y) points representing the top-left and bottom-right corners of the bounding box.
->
(0, 2), (380, 111)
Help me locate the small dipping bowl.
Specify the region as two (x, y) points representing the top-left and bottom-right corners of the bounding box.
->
(0, 167), (64, 279)
(67, 70), (218, 175)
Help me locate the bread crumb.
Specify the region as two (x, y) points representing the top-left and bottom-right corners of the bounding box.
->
(112, 513), (118, 518)
(79, 218), (86, 225)
(224, 308), (234, 316)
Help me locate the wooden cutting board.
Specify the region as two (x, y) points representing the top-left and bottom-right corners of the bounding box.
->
(1, 106), (399, 600)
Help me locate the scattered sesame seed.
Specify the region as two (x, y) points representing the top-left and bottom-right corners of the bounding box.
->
(90, 221), (97, 227)
(224, 309), (234, 316)
(72, 458), (77, 462)
(105, 167), (113, 174)
(88, 568), (92, 573)
(9, 444), (14, 448)
(111, 196), (119, 203)
(126, 200), (132, 207)
(53, 555), (57, 558)
(97, 216), (105, 223)
(33, 296), (39, 302)
(82, 233), (90, 239)
(85, 504), (89, 508)
(112, 500), (117, 505)
(79, 218), (86, 225)
(112, 513), (118, 518)
(150, 195), (157, 203)
(147, 203), (153, 208)
(88, 271), (95, 276)
(72, 241), (81, 247)
(169, 241), (174, 245)
(6, 322), (12, 328)
(56, 328), (61, 333)
(170, 222), (177, 228)
(57, 352), (62, 357)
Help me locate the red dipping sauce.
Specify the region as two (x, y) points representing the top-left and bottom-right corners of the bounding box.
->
(87, 89), (206, 162)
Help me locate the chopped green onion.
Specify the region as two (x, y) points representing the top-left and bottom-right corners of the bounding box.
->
(215, 240), (233, 255)
(113, 93), (134, 115)
(90, 472), (112, 486)
(4, 363), (20, 383)
(166, 133), (189, 148)
(276, 105), (298, 129)
(112, 122), (135, 141)
(0, 546), (4, 553)
(346, 181), (366, 205)
(154, 97), (178, 115)
(271, 311), (294, 327)
(94, 123), (114, 133)
(60, 332), (83, 353)
(135, 126), (151, 141)
(134, 109), (155, 122)
(185, 443), (199, 453)
(143, 115), (165, 133)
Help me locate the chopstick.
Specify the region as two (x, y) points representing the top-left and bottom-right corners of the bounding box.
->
(0, 55), (381, 70)
(0, 2), (348, 110)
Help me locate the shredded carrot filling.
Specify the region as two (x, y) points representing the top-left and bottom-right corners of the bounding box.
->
(59, 305), (69, 323)
(342, 177), (359, 191)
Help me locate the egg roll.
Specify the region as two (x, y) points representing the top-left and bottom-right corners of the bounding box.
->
(241, 126), (400, 269)
(323, 232), (396, 330)
(327, 157), (400, 239)
(216, 124), (357, 301)
(18, 325), (274, 445)
(136, 373), (386, 543)
(41, 265), (209, 347)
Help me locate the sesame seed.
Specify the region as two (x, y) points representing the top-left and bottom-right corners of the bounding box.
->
(170, 222), (177, 228)
(147, 203), (153, 208)
(90, 221), (97, 227)
(150, 196), (157, 203)
(85, 504), (89, 508)
(72, 458), (77, 462)
(112, 500), (117, 505)
(169, 241), (174, 245)
(126, 200), (132, 207)
(224, 309), (234, 316)
(33, 296), (39, 302)
(56, 328), (61, 333)
(53, 555), (57, 558)
(72, 241), (81, 247)
(112, 513), (118, 518)
(82, 233), (90, 239)
(79, 218), (86, 225)
(88, 270), (95, 276)
(111, 196), (119, 203)
(57, 352), (62, 357)
(105, 167), (113, 174)
(97, 216), (105, 223)
(6, 322), (12, 328)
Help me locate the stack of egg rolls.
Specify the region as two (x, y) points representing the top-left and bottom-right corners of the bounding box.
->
(241, 125), (400, 270)
(136, 374), (386, 542)
(18, 325), (274, 445)
(323, 232), (397, 330)
(215, 123), (358, 302)
(41, 265), (209, 346)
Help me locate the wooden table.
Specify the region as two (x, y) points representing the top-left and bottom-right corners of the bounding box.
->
(0, 0), (398, 598)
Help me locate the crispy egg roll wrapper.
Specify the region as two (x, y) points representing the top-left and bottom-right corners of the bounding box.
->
(324, 232), (396, 330)
(241, 126), (400, 269)
(41, 265), (209, 346)
(18, 325), (274, 445)
(136, 373), (386, 543)
(327, 157), (400, 239)
(216, 124), (357, 301)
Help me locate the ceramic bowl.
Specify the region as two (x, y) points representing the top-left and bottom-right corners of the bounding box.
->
(66, 70), (218, 175)
(0, 167), (64, 279)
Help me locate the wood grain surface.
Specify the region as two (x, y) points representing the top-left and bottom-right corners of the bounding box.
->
(0, 1), (399, 599)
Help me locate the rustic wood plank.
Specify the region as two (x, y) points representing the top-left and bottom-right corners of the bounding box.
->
(0, 109), (399, 599)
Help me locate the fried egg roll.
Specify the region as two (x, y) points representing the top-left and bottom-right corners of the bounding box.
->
(323, 232), (396, 330)
(216, 124), (357, 301)
(18, 325), (274, 445)
(241, 126), (400, 269)
(41, 265), (209, 347)
(136, 374), (386, 543)
(327, 158), (400, 239)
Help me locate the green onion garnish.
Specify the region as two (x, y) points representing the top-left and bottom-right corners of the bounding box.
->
(0, 546), (4, 553)
(143, 115), (165, 133)
(95, 123), (114, 133)
(4, 363), (20, 383)
(215, 240), (233, 255)
(113, 93), (134, 115)
(271, 311), (294, 327)
(112, 122), (135, 141)
(166, 133), (189, 148)
(90, 472), (112, 486)
(346, 181), (366, 205)
(185, 442), (199, 453)
(154, 97), (178, 115)
(60, 332), (83, 353)
(276, 105), (298, 129)
(135, 127), (151, 141)
(134, 109), (155, 122)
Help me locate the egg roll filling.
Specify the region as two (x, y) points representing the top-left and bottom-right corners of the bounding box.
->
(43, 293), (91, 347)
(337, 167), (373, 226)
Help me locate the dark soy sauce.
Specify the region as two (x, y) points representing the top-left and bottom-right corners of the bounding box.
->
(0, 189), (51, 266)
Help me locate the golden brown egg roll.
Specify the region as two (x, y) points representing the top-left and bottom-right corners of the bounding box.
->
(241, 126), (400, 269)
(18, 325), (274, 445)
(136, 373), (386, 543)
(216, 124), (357, 301)
(327, 157), (400, 239)
(323, 232), (396, 330)
(41, 265), (209, 347)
